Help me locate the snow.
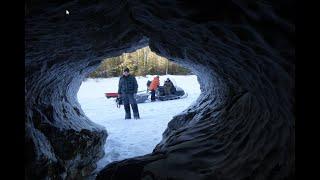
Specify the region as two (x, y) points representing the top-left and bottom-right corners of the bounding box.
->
(77, 75), (201, 171)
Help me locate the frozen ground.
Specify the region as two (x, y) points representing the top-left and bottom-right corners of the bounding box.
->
(77, 75), (201, 171)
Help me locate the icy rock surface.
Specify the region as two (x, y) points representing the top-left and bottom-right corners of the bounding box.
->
(26, 0), (294, 179)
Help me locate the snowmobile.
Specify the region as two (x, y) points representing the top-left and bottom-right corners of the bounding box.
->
(146, 77), (187, 101)
(155, 85), (186, 101)
(105, 78), (187, 105)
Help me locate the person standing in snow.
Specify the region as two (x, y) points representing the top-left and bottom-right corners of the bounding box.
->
(149, 75), (160, 102)
(118, 68), (140, 119)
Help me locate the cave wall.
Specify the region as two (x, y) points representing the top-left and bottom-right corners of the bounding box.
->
(25, 0), (294, 179)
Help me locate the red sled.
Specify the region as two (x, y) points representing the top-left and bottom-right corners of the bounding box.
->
(105, 92), (118, 98)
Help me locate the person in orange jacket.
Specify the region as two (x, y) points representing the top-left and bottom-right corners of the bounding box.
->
(149, 75), (160, 101)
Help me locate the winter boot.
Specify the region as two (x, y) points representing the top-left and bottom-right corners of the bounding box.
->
(132, 104), (140, 119)
(124, 104), (131, 119)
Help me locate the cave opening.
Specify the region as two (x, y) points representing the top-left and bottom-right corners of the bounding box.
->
(26, 1), (294, 179)
(77, 45), (201, 172)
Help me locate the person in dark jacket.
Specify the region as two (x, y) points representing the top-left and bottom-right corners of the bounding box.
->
(118, 68), (140, 119)
(164, 78), (175, 95)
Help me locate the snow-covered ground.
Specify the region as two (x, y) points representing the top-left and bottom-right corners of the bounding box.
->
(77, 75), (201, 171)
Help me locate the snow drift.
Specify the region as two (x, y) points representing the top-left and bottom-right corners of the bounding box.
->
(77, 75), (201, 172)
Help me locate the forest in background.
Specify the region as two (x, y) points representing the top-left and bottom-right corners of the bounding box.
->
(88, 46), (191, 78)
